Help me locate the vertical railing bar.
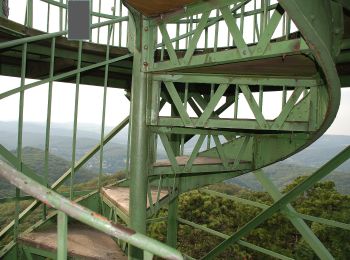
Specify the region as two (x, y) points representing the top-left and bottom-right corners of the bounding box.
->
(285, 13), (290, 40)
(260, 0), (265, 35)
(43, 37), (56, 220)
(26, 0), (33, 27)
(240, 4), (245, 36)
(227, 7), (230, 47)
(259, 85), (263, 111)
(97, 0), (102, 44)
(234, 84), (239, 119)
(98, 25), (112, 189)
(112, 0), (117, 46)
(282, 12), (286, 36)
(70, 41), (83, 200)
(185, 16), (189, 48)
(207, 84), (214, 149)
(204, 25), (208, 49)
(189, 15), (193, 48)
(253, 0), (257, 43)
(65, 0), (68, 31)
(175, 22), (180, 50)
(267, 0), (270, 23)
(57, 211), (68, 260)
(119, 0), (122, 47)
(213, 9), (219, 52)
(14, 42), (28, 243)
(282, 86), (287, 107)
(90, 0), (94, 43)
(59, 0), (63, 31)
(161, 38), (165, 61)
(47, 3), (50, 33)
(180, 84), (189, 155)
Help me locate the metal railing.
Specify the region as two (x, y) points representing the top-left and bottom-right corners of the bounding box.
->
(0, 160), (183, 260)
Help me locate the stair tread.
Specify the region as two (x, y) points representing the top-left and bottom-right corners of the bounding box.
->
(124, 0), (197, 17)
(153, 155), (250, 167)
(19, 223), (127, 260)
(101, 187), (168, 214)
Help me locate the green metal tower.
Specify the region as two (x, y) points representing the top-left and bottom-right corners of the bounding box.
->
(0, 0), (349, 259)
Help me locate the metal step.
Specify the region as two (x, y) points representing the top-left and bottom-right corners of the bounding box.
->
(19, 223), (127, 259)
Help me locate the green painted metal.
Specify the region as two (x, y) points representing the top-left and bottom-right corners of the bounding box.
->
(57, 212), (68, 260)
(203, 146), (350, 259)
(254, 171), (334, 260)
(0, 0), (349, 259)
(0, 160), (184, 260)
(201, 188), (350, 231)
(128, 16), (150, 259)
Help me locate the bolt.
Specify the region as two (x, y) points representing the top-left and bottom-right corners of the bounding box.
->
(143, 61), (148, 67)
(144, 26), (148, 32)
(144, 44), (148, 50)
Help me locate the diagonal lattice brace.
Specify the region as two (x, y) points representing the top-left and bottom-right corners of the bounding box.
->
(158, 133), (180, 173)
(184, 134), (206, 172)
(212, 136), (229, 168)
(253, 4), (285, 56)
(239, 85), (269, 129)
(272, 86), (305, 129)
(202, 146), (350, 259)
(158, 24), (180, 66)
(254, 170), (334, 260)
(196, 84), (229, 127)
(183, 11), (210, 65)
(220, 6), (250, 57)
(164, 81), (193, 127)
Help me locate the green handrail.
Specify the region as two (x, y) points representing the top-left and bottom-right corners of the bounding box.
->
(0, 160), (184, 260)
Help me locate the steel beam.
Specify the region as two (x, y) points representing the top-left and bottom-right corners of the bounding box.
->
(202, 146), (350, 259)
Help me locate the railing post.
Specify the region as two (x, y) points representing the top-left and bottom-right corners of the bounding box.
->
(0, 0), (9, 18)
(25, 0), (33, 27)
(57, 211), (68, 260)
(128, 13), (149, 259)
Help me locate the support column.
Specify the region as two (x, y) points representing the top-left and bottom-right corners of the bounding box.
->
(128, 19), (149, 259)
(167, 104), (180, 247)
(0, 0), (9, 18)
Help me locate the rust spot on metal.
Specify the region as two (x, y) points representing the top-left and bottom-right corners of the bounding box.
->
(111, 222), (136, 236)
(90, 211), (110, 222)
(293, 41), (301, 51)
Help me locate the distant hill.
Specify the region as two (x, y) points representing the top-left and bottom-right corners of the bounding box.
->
(0, 147), (96, 197)
(0, 121), (129, 173)
(1, 121), (350, 194)
(228, 162), (350, 194)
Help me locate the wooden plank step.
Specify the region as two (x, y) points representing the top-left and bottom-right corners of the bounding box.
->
(101, 187), (168, 215)
(19, 223), (127, 260)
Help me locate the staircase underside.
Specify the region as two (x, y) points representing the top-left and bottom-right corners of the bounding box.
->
(19, 223), (127, 259)
(0, 17), (132, 90)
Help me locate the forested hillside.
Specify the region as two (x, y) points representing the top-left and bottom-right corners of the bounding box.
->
(0, 147), (95, 197)
(149, 179), (350, 259)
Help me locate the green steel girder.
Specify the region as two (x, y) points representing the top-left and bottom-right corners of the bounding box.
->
(0, 0), (348, 259)
(254, 171), (333, 260)
(200, 188), (350, 231)
(177, 217), (293, 260)
(202, 146), (350, 259)
(150, 39), (310, 73)
(0, 160), (184, 260)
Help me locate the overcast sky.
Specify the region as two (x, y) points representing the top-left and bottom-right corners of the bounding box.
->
(0, 0), (349, 136)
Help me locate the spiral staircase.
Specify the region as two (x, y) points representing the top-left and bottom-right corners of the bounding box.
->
(0, 0), (350, 259)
